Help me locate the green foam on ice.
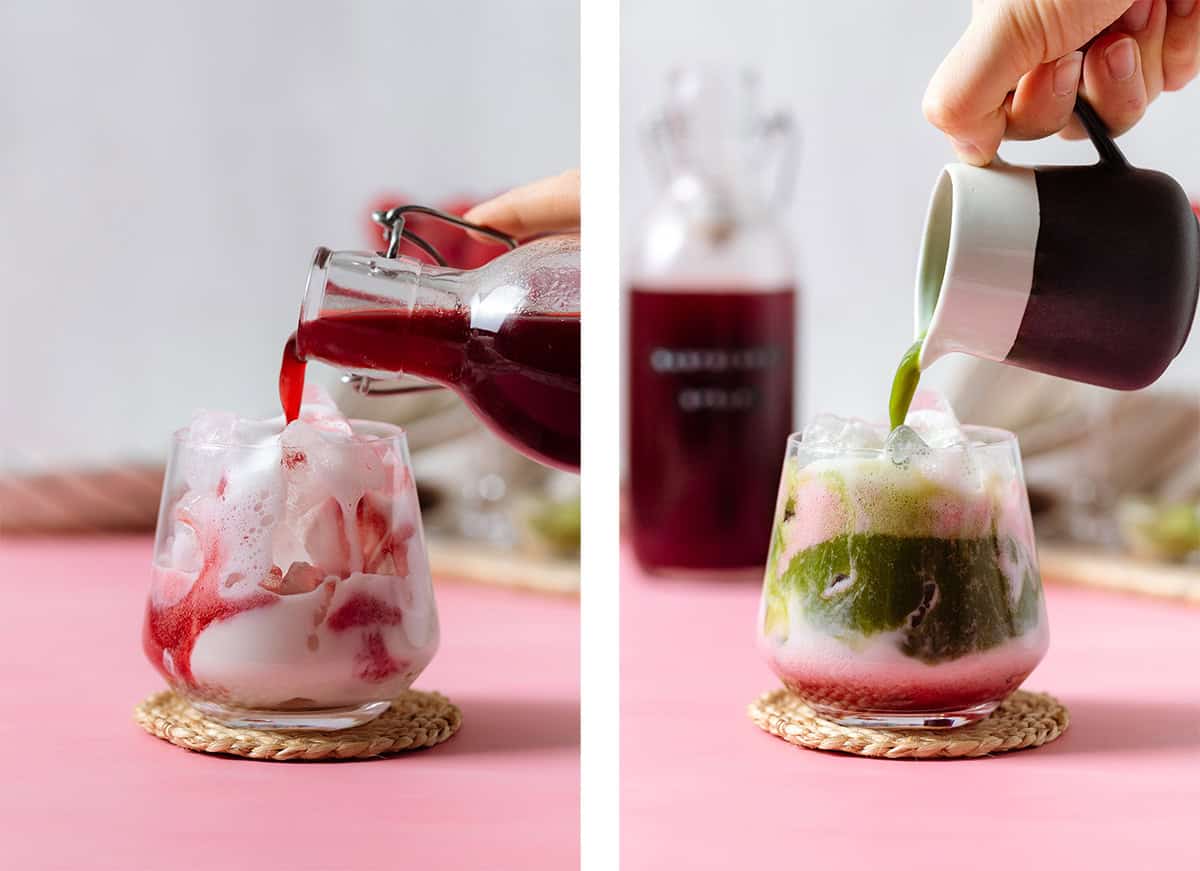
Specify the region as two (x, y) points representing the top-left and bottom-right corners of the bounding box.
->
(793, 459), (994, 541)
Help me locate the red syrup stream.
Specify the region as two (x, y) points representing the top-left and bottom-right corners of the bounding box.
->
(279, 335), (306, 424)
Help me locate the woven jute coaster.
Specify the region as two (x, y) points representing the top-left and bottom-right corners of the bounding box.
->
(135, 690), (461, 761)
(749, 688), (1068, 759)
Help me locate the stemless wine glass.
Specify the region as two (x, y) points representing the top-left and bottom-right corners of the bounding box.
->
(142, 419), (439, 730)
(757, 425), (1049, 728)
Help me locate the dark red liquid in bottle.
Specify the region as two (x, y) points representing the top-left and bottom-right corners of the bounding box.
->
(280, 308), (580, 471)
(628, 287), (795, 573)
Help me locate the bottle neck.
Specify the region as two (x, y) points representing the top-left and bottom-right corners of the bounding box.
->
(665, 171), (775, 226)
(295, 247), (472, 384)
(302, 247), (471, 316)
(649, 114), (788, 223)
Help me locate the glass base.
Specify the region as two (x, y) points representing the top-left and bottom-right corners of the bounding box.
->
(810, 699), (1000, 730)
(189, 698), (392, 731)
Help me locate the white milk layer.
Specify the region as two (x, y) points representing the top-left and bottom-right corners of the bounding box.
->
(758, 589), (1049, 689)
(189, 570), (438, 709)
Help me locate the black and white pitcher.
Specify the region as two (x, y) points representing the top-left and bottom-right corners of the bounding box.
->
(916, 98), (1200, 390)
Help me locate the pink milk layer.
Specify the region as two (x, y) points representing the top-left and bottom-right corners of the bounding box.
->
(143, 387), (438, 711)
(760, 626), (1047, 713)
(758, 440), (1048, 714)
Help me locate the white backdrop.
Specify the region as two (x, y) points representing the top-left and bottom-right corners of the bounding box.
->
(0, 0), (580, 471)
(4, 1), (1199, 470)
(622, 0), (1200, 424)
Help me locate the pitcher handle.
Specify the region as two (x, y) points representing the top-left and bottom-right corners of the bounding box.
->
(1073, 96), (1130, 169)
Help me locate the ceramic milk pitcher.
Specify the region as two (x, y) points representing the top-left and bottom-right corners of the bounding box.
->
(915, 98), (1200, 390)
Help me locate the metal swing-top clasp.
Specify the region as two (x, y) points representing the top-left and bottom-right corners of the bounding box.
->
(340, 205), (519, 397)
(372, 203), (518, 264)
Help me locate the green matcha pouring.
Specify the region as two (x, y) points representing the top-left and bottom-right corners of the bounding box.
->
(888, 335), (925, 432)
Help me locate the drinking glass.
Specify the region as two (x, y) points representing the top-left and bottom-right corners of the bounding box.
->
(757, 426), (1049, 728)
(143, 420), (438, 730)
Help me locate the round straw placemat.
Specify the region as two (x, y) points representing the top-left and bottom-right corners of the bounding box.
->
(749, 688), (1068, 759)
(135, 689), (461, 761)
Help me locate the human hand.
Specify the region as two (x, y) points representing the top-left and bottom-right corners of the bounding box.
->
(924, 0), (1200, 165)
(463, 169), (580, 240)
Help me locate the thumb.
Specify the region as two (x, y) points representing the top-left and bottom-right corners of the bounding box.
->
(922, 0), (1130, 164)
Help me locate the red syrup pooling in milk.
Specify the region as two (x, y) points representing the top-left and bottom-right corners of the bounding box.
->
(142, 546), (277, 689)
(324, 590), (410, 684)
(770, 663), (1036, 715)
(144, 474), (417, 694)
(628, 287), (795, 573)
(280, 307), (581, 471)
(144, 563), (411, 692)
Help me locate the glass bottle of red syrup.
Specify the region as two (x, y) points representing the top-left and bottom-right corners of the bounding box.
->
(627, 67), (797, 577)
(281, 229), (580, 472)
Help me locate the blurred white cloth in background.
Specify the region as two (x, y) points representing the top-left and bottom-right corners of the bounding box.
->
(948, 359), (1200, 529)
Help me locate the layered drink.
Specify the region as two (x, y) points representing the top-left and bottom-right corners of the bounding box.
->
(757, 401), (1048, 727)
(143, 386), (438, 729)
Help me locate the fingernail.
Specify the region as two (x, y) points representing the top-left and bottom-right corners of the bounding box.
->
(1105, 38), (1138, 81)
(1122, 0), (1152, 31)
(951, 138), (986, 165)
(1053, 51), (1083, 96)
(1168, 0), (1197, 16)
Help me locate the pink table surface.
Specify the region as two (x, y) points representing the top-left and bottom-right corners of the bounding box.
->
(621, 543), (1200, 869)
(0, 536), (579, 871)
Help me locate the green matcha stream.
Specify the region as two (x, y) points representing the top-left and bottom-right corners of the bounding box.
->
(888, 335), (924, 430)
